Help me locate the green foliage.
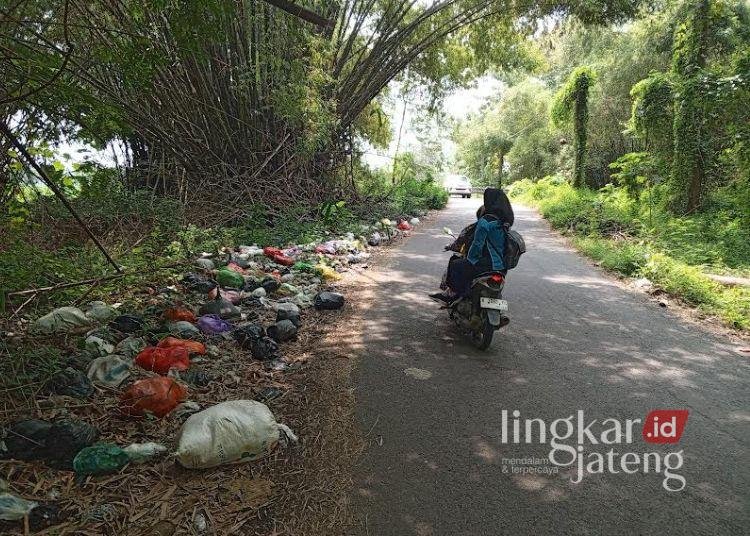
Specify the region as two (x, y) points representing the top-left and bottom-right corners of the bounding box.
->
(628, 72), (674, 161)
(319, 201), (354, 231)
(609, 152), (666, 199)
(551, 66), (597, 187)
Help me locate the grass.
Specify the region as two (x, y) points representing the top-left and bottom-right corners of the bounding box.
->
(509, 176), (750, 330)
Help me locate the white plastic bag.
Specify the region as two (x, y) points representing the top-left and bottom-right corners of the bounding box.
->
(175, 400), (297, 469)
(0, 492), (37, 521)
(87, 354), (132, 386)
(31, 307), (91, 334)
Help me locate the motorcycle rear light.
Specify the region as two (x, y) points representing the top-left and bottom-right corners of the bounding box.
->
(490, 274), (504, 283)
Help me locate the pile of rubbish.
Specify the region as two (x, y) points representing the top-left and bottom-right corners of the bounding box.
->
(0, 215), (422, 530)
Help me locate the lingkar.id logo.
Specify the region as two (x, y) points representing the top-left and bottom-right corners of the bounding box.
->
(500, 409), (689, 491)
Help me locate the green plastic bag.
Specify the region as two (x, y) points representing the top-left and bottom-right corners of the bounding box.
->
(73, 443), (130, 476)
(292, 261), (315, 273)
(216, 269), (244, 289)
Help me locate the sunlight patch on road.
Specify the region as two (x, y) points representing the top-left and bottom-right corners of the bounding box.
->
(404, 367), (433, 380)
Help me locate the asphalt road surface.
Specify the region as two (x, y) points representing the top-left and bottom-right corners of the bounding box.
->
(352, 197), (749, 536)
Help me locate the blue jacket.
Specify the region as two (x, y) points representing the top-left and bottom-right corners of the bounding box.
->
(467, 216), (506, 271)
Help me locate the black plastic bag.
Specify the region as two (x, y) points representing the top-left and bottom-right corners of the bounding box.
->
(267, 320), (298, 342)
(1, 419), (99, 469)
(109, 314), (144, 333)
(250, 336), (279, 360)
(45, 367), (94, 398)
(233, 323), (266, 350)
(182, 273), (218, 293)
(314, 292), (345, 310)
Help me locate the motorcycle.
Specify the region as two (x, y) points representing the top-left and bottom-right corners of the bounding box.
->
(441, 227), (509, 350)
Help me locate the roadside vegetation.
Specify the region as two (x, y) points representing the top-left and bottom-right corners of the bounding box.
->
(456, 0), (750, 331)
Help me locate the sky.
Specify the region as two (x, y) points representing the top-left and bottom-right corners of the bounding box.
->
(363, 75), (504, 171)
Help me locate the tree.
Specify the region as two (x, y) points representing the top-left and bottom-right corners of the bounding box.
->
(551, 66), (597, 187)
(485, 132), (514, 186)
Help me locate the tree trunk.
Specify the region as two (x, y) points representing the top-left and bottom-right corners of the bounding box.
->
(497, 152), (504, 187)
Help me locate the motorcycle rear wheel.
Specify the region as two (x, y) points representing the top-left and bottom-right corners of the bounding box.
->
(471, 317), (494, 350)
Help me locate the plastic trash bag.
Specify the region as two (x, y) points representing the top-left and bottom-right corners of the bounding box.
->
(0, 493), (38, 521)
(226, 262), (246, 274)
(314, 264), (341, 281)
(45, 367), (94, 398)
(239, 245), (264, 256)
(84, 301), (118, 323)
(168, 321), (201, 338)
(115, 336), (147, 358)
(195, 258), (215, 270)
(197, 315), (232, 335)
(1, 419), (99, 469)
(397, 220), (412, 231)
(261, 276), (280, 293)
(120, 377), (187, 418)
(175, 400), (297, 469)
(409, 217), (420, 225)
(85, 335), (114, 357)
(123, 442), (167, 464)
(135, 347), (190, 375)
(28, 503), (63, 531)
(249, 336), (279, 360)
(263, 246), (282, 258)
(233, 323), (265, 349)
(31, 307), (91, 334)
(250, 287), (267, 298)
(182, 273), (218, 293)
(87, 354), (131, 387)
(272, 253), (294, 266)
(275, 303), (301, 327)
(314, 292), (345, 310)
(157, 336), (206, 355)
(292, 261), (315, 273)
(164, 307), (197, 323)
(267, 320), (297, 342)
(208, 287), (243, 304)
(199, 296), (240, 319)
(216, 268), (245, 289)
(73, 443), (130, 476)
(109, 314), (144, 334)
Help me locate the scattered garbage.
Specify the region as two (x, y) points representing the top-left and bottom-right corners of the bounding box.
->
(179, 367), (212, 387)
(251, 287), (267, 298)
(1, 419), (99, 469)
(216, 268), (245, 289)
(197, 314), (233, 335)
(409, 217), (420, 225)
(368, 232), (381, 246)
(123, 442), (167, 464)
(267, 320), (298, 342)
(168, 320), (201, 338)
(120, 377), (187, 418)
(135, 346), (190, 375)
(314, 291), (345, 310)
(85, 335), (115, 357)
(164, 307), (197, 323)
(115, 336), (147, 358)
(182, 273), (218, 293)
(157, 336), (206, 355)
(31, 306), (91, 334)
(87, 354), (132, 387)
(315, 264), (340, 281)
(84, 301), (118, 323)
(195, 258), (215, 270)
(28, 503), (63, 531)
(73, 443), (130, 476)
(109, 314), (144, 333)
(250, 336), (279, 361)
(45, 367), (94, 398)
(0, 492), (37, 521)
(397, 220), (412, 231)
(174, 401), (202, 419)
(233, 323), (265, 349)
(199, 296), (240, 319)
(193, 512), (208, 533)
(175, 400), (297, 469)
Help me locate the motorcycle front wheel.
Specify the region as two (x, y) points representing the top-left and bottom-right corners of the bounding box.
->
(470, 315), (494, 350)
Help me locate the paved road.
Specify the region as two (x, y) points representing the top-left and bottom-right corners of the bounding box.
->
(352, 198), (749, 536)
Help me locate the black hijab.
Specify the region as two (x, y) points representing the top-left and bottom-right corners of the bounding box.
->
(483, 188), (514, 227)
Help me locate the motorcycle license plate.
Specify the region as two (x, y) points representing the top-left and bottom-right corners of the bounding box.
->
(480, 297), (508, 311)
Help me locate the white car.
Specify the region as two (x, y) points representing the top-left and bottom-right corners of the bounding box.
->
(446, 176), (473, 198)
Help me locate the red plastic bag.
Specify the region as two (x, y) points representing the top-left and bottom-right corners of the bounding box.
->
(263, 247), (282, 258)
(397, 220), (412, 231)
(135, 347), (190, 375)
(164, 307), (196, 323)
(272, 253), (294, 266)
(120, 377), (186, 418)
(157, 336), (206, 355)
(226, 262), (246, 274)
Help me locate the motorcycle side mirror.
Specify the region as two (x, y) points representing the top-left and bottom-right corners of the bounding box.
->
(443, 227), (455, 238)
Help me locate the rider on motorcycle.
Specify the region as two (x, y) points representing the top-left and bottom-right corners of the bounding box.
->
(430, 188), (514, 304)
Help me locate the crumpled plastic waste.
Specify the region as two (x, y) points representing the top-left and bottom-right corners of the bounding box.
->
(115, 336), (147, 358)
(314, 292), (345, 310)
(31, 307), (91, 334)
(275, 302), (301, 327)
(0, 493), (38, 521)
(315, 264), (341, 281)
(28, 503), (63, 531)
(168, 321), (200, 338)
(208, 287), (243, 304)
(263, 246), (282, 259)
(157, 336), (206, 355)
(267, 320), (297, 342)
(397, 220), (412, 231)
(85, 335), (114, 357)
(123, 442), (167, 464)
(233, 323), (265, 349)
(135, 346), (190, 375)
(280, 273), (294, 283)
(195, 258), (215, 270)
(84, 301), (118, 323)
(250, 287), (267, 298)
(292, 261), (315, 273)
(197, 314), (233, 335)
(164, 307), (197, 323)
(272, 253), (294, 266)
(261, 276), (280, 293)
(174, 401), (201, 419)
(0, 419), (99, 469)
(238, 245), (264, 256)
(178, 366), (213, 387)
(120, 377), (187, 418)
(216, 268), (245, 289)
(87, 354), (131, 387)
(199, 296), (240, 319)
(249, 336), (279, 360)
(175, 400), (297, 469)
(182, 273), (218, 293)
(226, 262), (246, 274)
(45, 367), (94, 398)
(410, 217), (420, 225)
(73, 443), (130, 476)
(109, 314), (144, 333)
